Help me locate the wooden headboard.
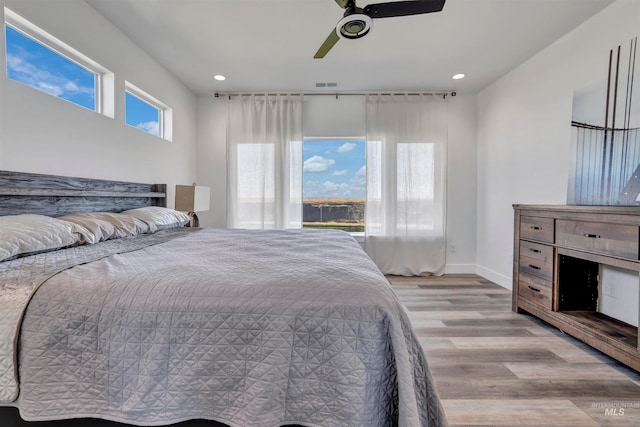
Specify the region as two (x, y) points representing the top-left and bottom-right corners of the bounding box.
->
(0, 170), (166, 217)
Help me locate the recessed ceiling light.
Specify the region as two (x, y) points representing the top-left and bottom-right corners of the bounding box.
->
(214, 75), (226, 81)
(452, 73), (465, 80)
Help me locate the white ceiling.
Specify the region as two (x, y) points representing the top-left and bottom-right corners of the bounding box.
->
(86, 0), (615, 95)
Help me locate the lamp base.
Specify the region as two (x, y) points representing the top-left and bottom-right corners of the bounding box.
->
(188, 212), (199, 228)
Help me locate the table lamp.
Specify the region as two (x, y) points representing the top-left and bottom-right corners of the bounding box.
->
(175, 185), (210, 227)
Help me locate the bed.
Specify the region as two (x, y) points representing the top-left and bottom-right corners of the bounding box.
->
(0, 170), (446, 427)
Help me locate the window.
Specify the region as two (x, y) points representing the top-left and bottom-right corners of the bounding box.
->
(302, 139), (365, 232)
(236, 143), (276, 227)
(396, 143), (435, 231)
(125, 81), (173, 141)
(4, 8), (114, 117)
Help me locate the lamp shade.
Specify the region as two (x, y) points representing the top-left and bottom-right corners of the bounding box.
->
(175, 185), (210, 212)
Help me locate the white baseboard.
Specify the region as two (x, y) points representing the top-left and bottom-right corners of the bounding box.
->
(475, 265), (512, 290)
(443, 264), (477, 274)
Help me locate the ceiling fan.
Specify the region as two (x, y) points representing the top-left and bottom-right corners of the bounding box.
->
(314, 0), (446, 59)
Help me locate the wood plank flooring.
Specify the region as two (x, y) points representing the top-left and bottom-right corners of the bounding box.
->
(390, 274), (640, 427)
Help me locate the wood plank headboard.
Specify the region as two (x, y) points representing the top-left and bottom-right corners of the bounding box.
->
(0, 170), (166, 217)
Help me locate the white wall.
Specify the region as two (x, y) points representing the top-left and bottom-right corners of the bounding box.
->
(195, 93), (478, 273)
(195, 95), (227, 228)
(447, 93), (477, 273)
(476, 0), (640, 288)
(303, 95), (366, 138)
(0, 0), (197, 207)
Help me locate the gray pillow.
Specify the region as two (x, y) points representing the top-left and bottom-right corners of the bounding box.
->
(58, 212), (156, 243)
(121, 206), (190, 229)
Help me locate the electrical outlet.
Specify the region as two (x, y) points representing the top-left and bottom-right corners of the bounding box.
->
(449, 243), (457, 253)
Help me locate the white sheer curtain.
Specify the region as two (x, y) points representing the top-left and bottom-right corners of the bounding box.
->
(227, 94), (303, 229)
(365, 94), (448, 275)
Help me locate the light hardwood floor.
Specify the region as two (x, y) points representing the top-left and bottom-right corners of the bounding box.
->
(389, 274), (640, 427)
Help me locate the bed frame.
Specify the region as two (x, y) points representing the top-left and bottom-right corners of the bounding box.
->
(0, 170), (166, 217)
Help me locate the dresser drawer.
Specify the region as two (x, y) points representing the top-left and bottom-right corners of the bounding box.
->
(556, 219), (639, 259)
(519, 240), (553, 282)
(520, 216), (554, 243)
(518, 273), (553, 310)
(520, 240), (553, 263)
(519, 253), (553, 282)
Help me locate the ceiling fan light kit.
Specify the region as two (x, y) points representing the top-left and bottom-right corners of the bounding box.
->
(314, 0), (446, 58)
(337, 14), (372, 39)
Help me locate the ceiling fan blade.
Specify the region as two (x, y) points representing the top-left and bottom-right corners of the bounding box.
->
(314, 29), (340, 59)
(334, 0), (350, 8)
(364, 0), (445, 18)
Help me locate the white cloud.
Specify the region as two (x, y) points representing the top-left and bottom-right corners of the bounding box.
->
(304, 176), (366, 198)
(348, 165), (366, 187)
(64, 81), (79, 91)
(337, 142), (356, 153)
(332, 169), (348, 177)
(135, 121), (160, 135)
(6, 53), (94, 101)
(303, 155), (335, 172)
(323, 181), (349, 192)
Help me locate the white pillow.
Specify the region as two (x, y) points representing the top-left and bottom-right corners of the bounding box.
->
(0, 214), (89, 262)
(121, 206), (190, 229)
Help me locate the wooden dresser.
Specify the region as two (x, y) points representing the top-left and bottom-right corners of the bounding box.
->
(513, 205), (640, 371)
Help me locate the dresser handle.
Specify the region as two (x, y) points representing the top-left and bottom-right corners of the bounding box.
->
(583, 233), (601, 239)
(529, 248), (542, 253)
(528, 264), (541, 270)
(527, 285), (541, 293)
(530, 226), (542, 230)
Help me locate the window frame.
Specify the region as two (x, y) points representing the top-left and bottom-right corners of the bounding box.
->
(3, 7), (114, 117)
(125, 81), (173, 141)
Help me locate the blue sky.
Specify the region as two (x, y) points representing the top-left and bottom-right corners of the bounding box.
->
(303, 140), (366, 199)
(125, 92), (160, 135)
(5, 25), (95, 109)
(5, 25), (158, 136)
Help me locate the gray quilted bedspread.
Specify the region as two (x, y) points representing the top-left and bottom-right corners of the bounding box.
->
(11, 228), (444, 426)
(0, 227), (196, 403)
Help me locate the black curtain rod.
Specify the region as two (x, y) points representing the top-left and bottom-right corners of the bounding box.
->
(214, 91), (456, 99)
(572, 120), (640, 132)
